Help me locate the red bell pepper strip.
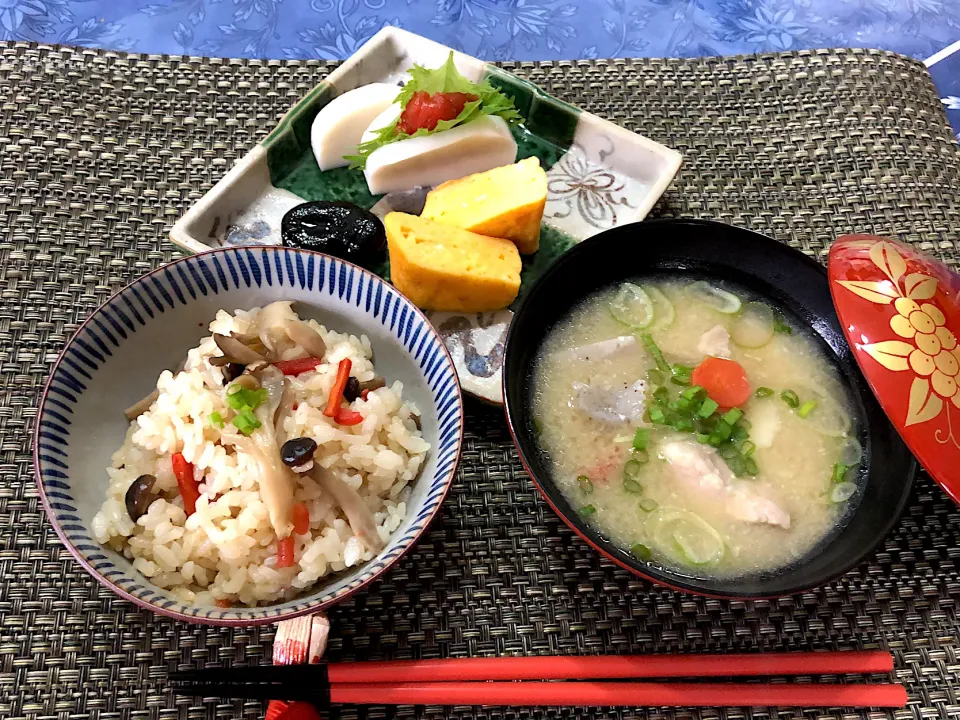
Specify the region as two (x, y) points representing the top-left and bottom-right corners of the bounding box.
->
(171, 452), (200, 516)
(292, 502), (310, 535)
(276, 535), (296, 568)
(274, 357), (324, 376)
(334, 408), (364, 426)
(323, 358), (352, 418)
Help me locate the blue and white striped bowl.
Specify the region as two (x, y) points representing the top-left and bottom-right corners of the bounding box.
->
(33, 247), (464, 625)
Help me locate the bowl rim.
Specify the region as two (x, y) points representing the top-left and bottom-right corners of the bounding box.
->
(33, 245), (465, 626)
(502, 217), (917, 600)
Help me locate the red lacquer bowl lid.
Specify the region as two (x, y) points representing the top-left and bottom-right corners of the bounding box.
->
(829, 234), (960, 503)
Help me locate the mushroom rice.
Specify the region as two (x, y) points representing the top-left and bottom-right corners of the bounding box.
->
(92, 302), (429, 607)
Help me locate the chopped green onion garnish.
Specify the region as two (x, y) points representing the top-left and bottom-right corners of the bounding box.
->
(719, 444), (738, 460)
(675, 396), (692, 412)
(639, 499), (658, 513)
(209, 411), (225, 429)
(831, 462), (848, 484)
(755, 387), (774, 398)
(624, 459), (644, 477)
(231, 408), (262, 436)
(682, 385), (705, 401)
(623, 477), (643, 494)
(577, 474), (593, 494)
(631, 543), (652, 561)
(647, 368), (665, 386)
(640, 333), (671, 374)
(727, 454), (746, 476)
(696, 433), (711, 444)
(798, 400), (817, 418)
(632, 449), (650, 464)
(649, 407), (666, 425)
(580, 504), (597, 516)
(226, 386), (268, 412)
(698, 398), (719, 418)
(632, 428), (649, 451)
(831, 481), (856, 503)
(739, 440), (756, 457)
(714, 421), (733, 441)
(670, 364), (693, 385)
(773, 312), (793, 334)
(730, 423), (749, 443)
(673, 418), (694, 432)
(723, 408), (743, 425)
(653, 386), (670, 403)
(699, 415), (719, 432)
(780, 389), (800, 408)
(743, 456), (759, 476)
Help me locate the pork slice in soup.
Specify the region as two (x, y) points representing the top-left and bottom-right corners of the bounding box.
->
(531, 279), (861, 578)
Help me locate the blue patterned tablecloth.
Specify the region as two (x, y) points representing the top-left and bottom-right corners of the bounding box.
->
(3, 0), (960, 135)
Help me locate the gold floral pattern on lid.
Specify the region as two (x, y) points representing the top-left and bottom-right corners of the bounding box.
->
(835, 239), (960, 439)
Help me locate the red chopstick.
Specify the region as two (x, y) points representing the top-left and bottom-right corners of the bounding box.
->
(330, 681), (907, 708)
(171, 651), (906, 709)
(325, 651), (893, 683)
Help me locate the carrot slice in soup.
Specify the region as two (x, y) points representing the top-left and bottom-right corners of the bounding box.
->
(691, 357), (751, 409)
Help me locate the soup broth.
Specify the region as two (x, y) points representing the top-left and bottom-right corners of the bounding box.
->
(531, 278), (861, 578)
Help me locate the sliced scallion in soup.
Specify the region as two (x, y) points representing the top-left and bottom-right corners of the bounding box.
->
(531, 278), (861, 578)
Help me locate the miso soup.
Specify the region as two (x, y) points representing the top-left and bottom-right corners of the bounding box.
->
(531, 278), (862, 577)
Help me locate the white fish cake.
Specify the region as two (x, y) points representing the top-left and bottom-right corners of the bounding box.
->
(311, 83), (399, 170)
(363, 115), (518, 195)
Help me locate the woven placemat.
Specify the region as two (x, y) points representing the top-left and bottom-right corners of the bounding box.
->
(1, 43), (959, 720)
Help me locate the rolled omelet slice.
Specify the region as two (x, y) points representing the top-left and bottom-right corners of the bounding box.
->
(420, 157), (547, 254)
(384, 212), (521, 312)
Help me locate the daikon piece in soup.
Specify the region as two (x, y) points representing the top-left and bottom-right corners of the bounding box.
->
(531, 278), (863, 578)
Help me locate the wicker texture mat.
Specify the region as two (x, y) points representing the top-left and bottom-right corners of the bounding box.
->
(1, 44), (959, 720)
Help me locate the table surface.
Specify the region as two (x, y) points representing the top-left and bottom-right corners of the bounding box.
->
(4, 42), (960, 720)
(3, 0), (960, 137)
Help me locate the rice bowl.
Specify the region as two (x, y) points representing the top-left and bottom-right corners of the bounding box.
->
(34, 246), (463, 624)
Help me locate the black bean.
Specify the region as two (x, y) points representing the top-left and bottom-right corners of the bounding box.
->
(125, 474), (158, 521)
(342, 376), (361, 403)
(281, 437), (318, 468)
(281, 201), (387, 271)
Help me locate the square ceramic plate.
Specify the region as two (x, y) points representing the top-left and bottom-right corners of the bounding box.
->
(170, 26), (682, 403)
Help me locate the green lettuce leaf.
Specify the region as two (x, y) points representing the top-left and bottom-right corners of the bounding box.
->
(344, 52), (522, 170)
